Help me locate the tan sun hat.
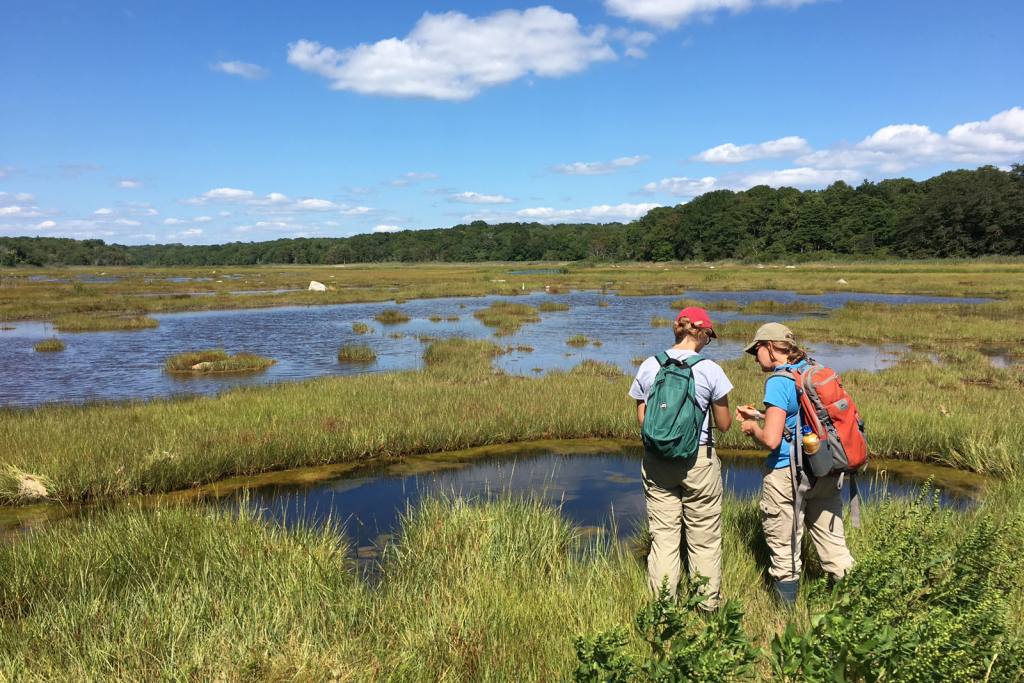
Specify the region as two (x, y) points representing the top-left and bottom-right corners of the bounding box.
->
(744, 322), (796, 355)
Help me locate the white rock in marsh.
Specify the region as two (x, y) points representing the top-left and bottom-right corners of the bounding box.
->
(308, 280), (328, 292)
(17, 474), (48, 501)
(191, 362), (215, 371)
(837, 278), (849, 284)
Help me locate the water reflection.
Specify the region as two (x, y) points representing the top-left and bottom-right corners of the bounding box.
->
(229, 449), (980, 557)
(0, 289), (991, 407)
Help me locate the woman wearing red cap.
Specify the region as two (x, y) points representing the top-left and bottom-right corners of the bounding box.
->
(629, 306), (734, 610)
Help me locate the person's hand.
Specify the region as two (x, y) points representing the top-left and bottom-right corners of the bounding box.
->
(740, 419), (759, 436)
(736, 404), (760, 420)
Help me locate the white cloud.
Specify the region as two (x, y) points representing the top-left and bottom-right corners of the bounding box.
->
(449, 191), (514, 204)
(168, 228), (204, 240)
(605, 0), (821, 29)
(163, 218), (186, 225)
(642, 176), (719, 197)
(0, 206), (22, 216)
(93, 207), (114, 216)
(796, 107), (1024, 173)
(194, 215), (213, 223)
(114, 218), (142, 227)
(0, 166), (14, 178)
(294, 198), (337, 210)
(553, 154), (649, 175)
(287, 7), (617, 101)
(470, 202), (662, 224)
(373, 224), (403, 233)
(184, 187), (256, 204)
(341, 206), (373, 215)
(612, 28), (656, 58)
(739, 167), (861, 188)
(213, 61), (269, 80)
(35, 220), (57, 229)
(693, 136), (810, 164)
(117, 179), (143, 189)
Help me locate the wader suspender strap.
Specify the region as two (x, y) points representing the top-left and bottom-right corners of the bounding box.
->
(707, 401), (715, 459)
(849, 474), (861, 528)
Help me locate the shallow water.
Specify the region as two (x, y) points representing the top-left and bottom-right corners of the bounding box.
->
(0, 289), (990, 407)
(0, 441), (983, 551)
(227, 446), (980, 557)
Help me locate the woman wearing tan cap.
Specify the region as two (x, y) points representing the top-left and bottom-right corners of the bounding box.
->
(735, 323), (853, 607)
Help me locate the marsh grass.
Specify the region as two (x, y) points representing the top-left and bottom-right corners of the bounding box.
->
(539, 301), (571, 312)
(473, 302), (540, 336)
(374, 308), (410, 325)
(428, 315), (443, 322)
(352, 322), (373, 335)
(670, 298), (743, 312)
(2, 490), (1019, 681)
(650, 316), (672, 327)
(566, 334), (593, 347)
(337, 344), (377, 363)
(53, 314), (158, 332)
(32, 338), (64, 352)
(2, 341), (1023, 506)
(164, 349), (275, 374)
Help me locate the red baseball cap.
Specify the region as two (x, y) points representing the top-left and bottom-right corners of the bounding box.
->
(675, 306), (717, 337)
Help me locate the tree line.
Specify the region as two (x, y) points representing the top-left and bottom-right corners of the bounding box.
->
(2, 164), (1022, 267)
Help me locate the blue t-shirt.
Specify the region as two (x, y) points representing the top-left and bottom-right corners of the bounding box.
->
(762, 360), (809, 469)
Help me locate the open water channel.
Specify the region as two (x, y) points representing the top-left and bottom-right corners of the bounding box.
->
(0, 289), (993, 407)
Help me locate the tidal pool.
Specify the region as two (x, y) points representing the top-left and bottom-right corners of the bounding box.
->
(0, 289), (991, 407)
(0, 441), (984, 554)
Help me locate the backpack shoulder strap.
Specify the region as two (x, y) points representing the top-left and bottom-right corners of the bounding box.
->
(681, 353), (705, 369)
(654, 351), (671, 367)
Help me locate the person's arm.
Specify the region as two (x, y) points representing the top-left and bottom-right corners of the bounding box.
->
(740, 406), (786, 449)
(636, 399), (646, 427)
(712, 395), (732, 432)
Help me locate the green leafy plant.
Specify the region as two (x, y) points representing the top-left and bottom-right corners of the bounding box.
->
(574, 580), (759, 682)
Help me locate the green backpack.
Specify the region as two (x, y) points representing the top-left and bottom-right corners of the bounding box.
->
(641, 352), (712, 460)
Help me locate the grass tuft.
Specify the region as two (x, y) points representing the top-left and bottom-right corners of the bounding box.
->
(539, 301), (571, 312)
(33, 338), (65, 353)
(337, 344), (377, 363)
(165, 349), (275, 374)
(473, 302), (540, 336)
(53, 314), (159, 333)
(352, 322), (373, 335)
(374, 308), (410, 325)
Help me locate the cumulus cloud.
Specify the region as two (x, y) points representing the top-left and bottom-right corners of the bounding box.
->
(293, 198), (338, 210)
(341, 206), (373, 215)
(0, 206), (23, 216)
(642, 176), (719, 197)
(605, 0), (821, 29)
(163, 218), (186, 225)
(194, 215), (213, 223)
(373, 224), (403, 233)
(93, 208), (113, 216)
(213, 61), (269, 79)
(449, 191), (514, 204)
(114, 218), (142, 227)
(287, 7), (618, 100)
(184, 187), (256, 204)
(168, 228), (204, 240)
(552, 155), (649, 175)
(796, 107), (1024, 173)
(693, 136), (810, 163)
(36, 220), (57, 229)
(117, 179), (143, 189)
(468, 202), (661, 224)
(738, 167), (861, 188)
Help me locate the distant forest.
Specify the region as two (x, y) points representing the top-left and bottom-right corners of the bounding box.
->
(3, 165), (1022, 267)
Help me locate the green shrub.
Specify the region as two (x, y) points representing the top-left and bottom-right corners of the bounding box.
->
(770, 493), (1024, 682)
(575, 582), (759, 682)
(33, 338), (65, 352)
(337, 344), (376, 363)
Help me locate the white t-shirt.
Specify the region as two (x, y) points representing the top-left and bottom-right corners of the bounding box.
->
(629, 349), (733, 446)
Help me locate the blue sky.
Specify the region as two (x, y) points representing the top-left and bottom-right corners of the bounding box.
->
(2, 0), (1022, 245)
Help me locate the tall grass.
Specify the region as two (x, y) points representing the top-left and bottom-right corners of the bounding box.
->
(2, 491), (1020, 680)
(352, 321), (373, 334)
(539, 301), (571, 312)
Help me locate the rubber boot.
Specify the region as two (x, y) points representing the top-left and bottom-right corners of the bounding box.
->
(774, 579), (799, 607)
